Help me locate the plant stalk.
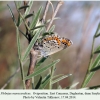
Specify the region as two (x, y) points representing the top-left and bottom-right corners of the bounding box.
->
(49, 65), (55, 89)
(81, 36), (95, 87)
(16, 27), (26, 89)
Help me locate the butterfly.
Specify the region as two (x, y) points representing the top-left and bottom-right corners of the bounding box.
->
(34, 33), (73, 57)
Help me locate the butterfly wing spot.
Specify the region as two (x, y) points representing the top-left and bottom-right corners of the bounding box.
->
(47, 46), (50, 48)
(61, 38), (72, 46)
(55, 45), (57, 47)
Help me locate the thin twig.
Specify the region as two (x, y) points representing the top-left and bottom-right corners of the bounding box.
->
(46, 0), (63, 31)
(49, 0), (54, 15)
(42, 1), (50, 23)
(42, 0), (54, 23)
(25, 49), (38, 89)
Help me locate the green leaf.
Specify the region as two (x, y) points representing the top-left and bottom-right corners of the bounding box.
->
(51, 74), (72, 85)
(94, 50), (100, 54)
(91, 54), (100, 69)
(32, 83), (35, 89)
(40, 27), (46, 35)
(57, 85), (62, 89)
(25, 13), (33, 19)
(53, 74), (65, 79)
(69, 82), (79, 89)
(17, 14), (21, 26)
(19, 1), (34, 26)
(94, 45), (100, 54)
(90, 65), (100, 72)
(50, 65), (56, 89)
(31, 25), (45, 30)
(18, 28), (27, 39)
(40, 78), (50, 89)
(81, 85), (100, 90)
(30, 6), (43, 29)
(45, 17), (60, 24)
(22, 28), (42, 61)
(82, 54), (100, 87)
(94, 22), (100, 37)
(42, 74), (50, 84)
(95, 33), (100, 38)
(24, 1), (33, 16)
(42, 32), (54, 37)
(7, 4), (16, 24)
(48, 25), (55, 32)
(36, 57), (47, 68)
(45, 19), (51, 24)
(18, 5), (29, 10)
(82, 73), (94, 88)
(39, 75), (51, 89)
(35, 76), (42, 89)
(16, 27), (21, 60)
(24, 59), (60, 80)
(89, 85), (100, 89)
(14, 1), (22, 9)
